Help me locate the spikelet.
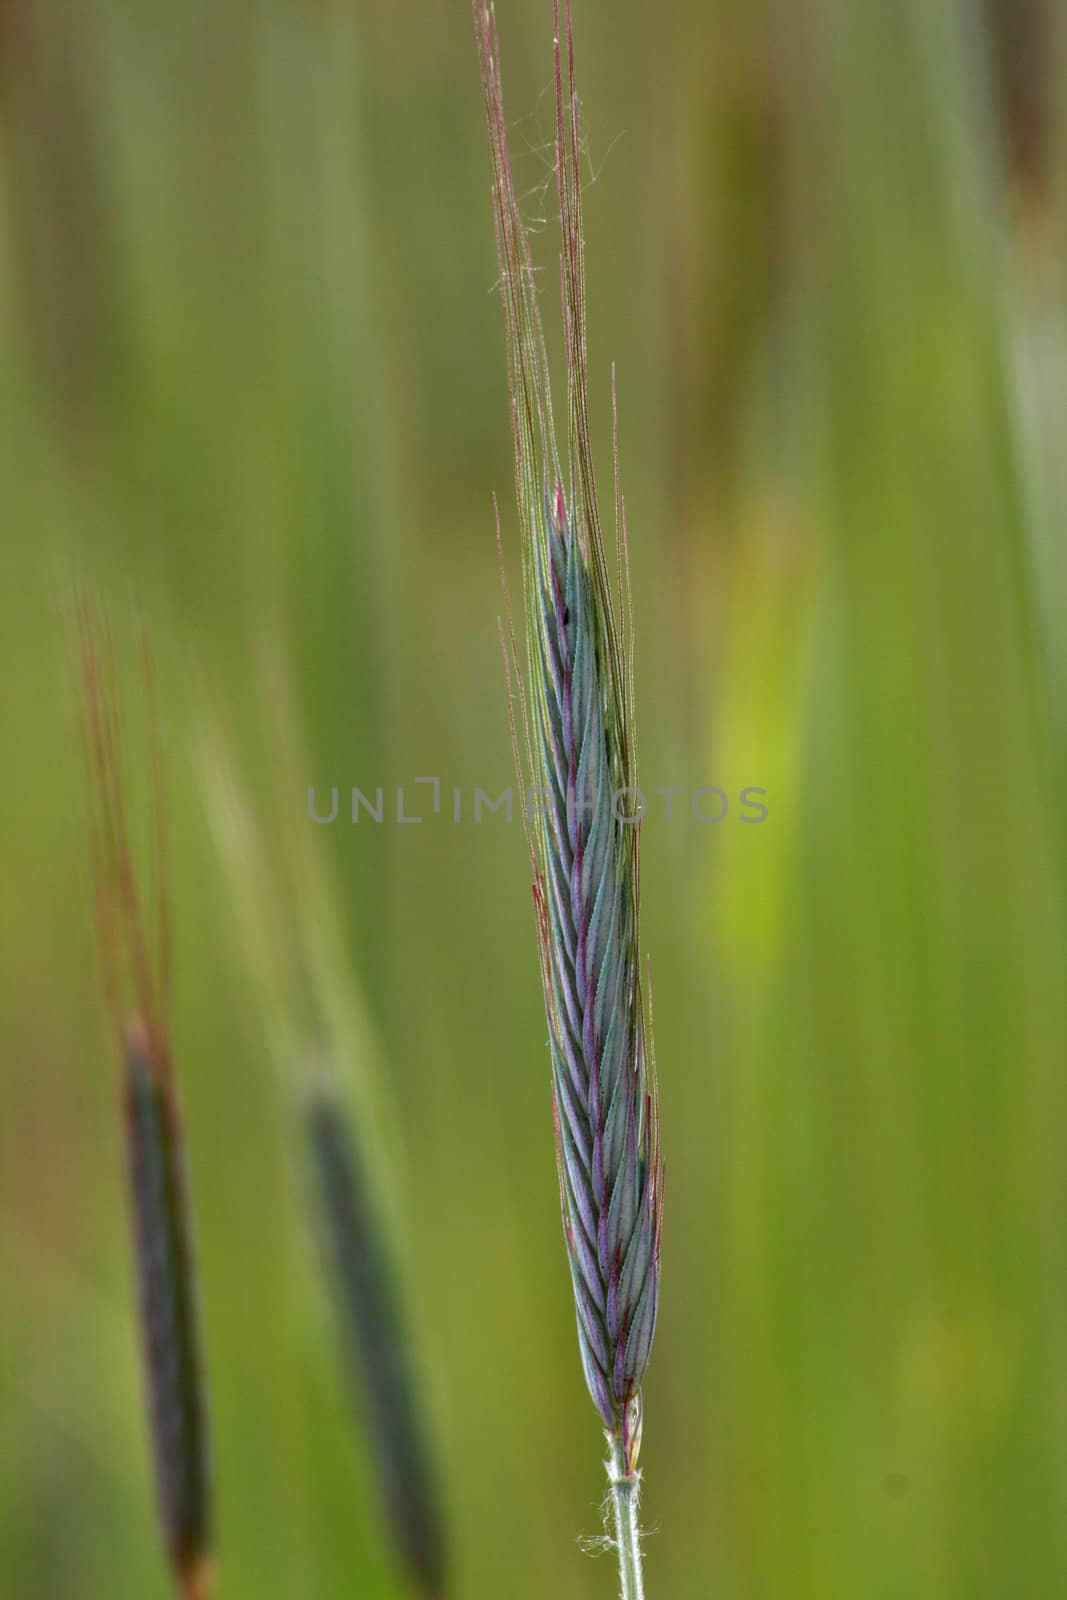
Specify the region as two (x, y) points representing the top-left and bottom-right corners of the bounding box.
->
(473, 0), (662, 1490)
(77, 598), (212, 1600)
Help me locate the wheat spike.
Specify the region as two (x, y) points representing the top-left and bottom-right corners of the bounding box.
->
(77, 598), (213, 1600)
(473, 5), (662, 1592)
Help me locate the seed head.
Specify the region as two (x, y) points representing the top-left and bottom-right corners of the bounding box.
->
(308, 1083), (447, 1600)
(77, 597), (213, 1598)
(474, 1), (662, 1467)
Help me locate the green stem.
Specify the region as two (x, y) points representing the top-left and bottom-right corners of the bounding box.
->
(606, 1434), (645, 1600)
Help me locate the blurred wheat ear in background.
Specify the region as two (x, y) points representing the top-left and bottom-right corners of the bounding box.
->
(474, 5), (662, 1594)
(198, 659), (447, 1600)
(307, 1078), (446, 1600)
(77, 599), (212, 1600)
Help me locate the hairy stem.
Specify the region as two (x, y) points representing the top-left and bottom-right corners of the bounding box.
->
(607, 1434), (645, 1600)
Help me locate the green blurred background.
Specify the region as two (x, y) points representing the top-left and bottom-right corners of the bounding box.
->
(2, 0), (1067, 1595)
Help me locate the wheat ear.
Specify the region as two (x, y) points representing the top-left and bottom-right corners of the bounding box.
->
(198, 679), (446, 1599)
(307, 1079), (446, 1599)
(473, 5), (662, 1592)
(77, 598), (212, 1600)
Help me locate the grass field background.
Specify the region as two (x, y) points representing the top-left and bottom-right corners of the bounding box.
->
(2, 2), (1066, 1595)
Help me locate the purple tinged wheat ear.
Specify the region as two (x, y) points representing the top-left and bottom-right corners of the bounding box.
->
(473, 5), (662, 1594)
(78, 599), (212, 1600)
(198, 693), (448, 1599)
(307, 1082), (446, 1600)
